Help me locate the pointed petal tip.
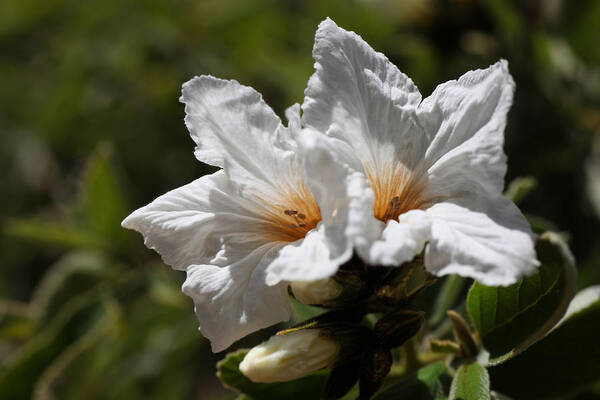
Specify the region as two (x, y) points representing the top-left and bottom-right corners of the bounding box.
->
(120, 210), (140, 231)
(319, 16), (337, 29)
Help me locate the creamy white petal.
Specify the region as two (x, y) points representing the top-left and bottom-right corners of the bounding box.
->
(367, 209), (431, 266)
(181, 76), (295, 193)
(424, 203), (539, 286)
(122, 170), (277, 271)
(302, 18), (426, 172)
(420, 60), (514, 196)
(183, 244), (291, 352)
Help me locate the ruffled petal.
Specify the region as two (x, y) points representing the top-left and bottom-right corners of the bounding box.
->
(302, 18), (426, 172)
(181, 76), (295, 193)
(424, 203), (539, 286)
(183, 244), (291, 352)
(122, 170), (277, 271)
(420, 60), (515, 197)
(266, 226), (343, 285)
(366, 209), (431, 266)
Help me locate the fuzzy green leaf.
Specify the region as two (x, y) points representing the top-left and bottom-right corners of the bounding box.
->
(490, 285), (600, 399)
(449, 362), (490, 400)
(467, 233), (576, 363)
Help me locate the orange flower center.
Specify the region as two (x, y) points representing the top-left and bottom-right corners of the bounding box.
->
(256, 162), (429, 243)
(366, 162), (430, 222)
(258, 181), (322, 243)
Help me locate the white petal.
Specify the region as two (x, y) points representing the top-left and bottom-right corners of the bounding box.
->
(302, 18), (426, 171)
(181, 76), (295, 192)
(367, 209), (431, 266)
(266, 226), (344, 285)
(122, 170), (274, 271)
(183, 244), (291, 352)
(265, 132), (377, 284)
(420, 60), (515, 196)
(424, 203), (539, 286)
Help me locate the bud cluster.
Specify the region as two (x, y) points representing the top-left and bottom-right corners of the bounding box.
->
(239, 256), (436, 399)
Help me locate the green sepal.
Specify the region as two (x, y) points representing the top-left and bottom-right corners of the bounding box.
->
(374, 306), (424, 349)
(370, 260), (437, 310)
(447, 310), (479, 360)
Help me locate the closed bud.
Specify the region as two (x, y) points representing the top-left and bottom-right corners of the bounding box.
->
(447, 310), (479, 360)
(291, 278), (343, 306)
(239, 329), (340, 383)
(374, 307), (425, 349)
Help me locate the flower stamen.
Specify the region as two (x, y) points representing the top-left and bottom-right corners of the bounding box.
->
(255, 182), (322, 243)
(366, 162), (431, 223)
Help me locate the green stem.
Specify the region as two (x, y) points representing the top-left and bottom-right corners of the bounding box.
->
(401, 338), (421, 374)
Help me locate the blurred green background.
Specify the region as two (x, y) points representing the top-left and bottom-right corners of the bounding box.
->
(1, 0), (599, 398)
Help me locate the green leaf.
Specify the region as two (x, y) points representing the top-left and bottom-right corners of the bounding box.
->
(290, 297), (326, 322)
(490, 285), (600, 400)
(32, 299), (119, 400)
(0, 289), (109, 399)
(0, 300), (34, 342)
(217, 349), (329, 400)
(30, 251), (109, 326)
(4, 218), (107, 250)
(373, 362), (451, 400)
(467, 232), (576, 363)
(78, 143), (128, 245)
(449, 362), (490, 400)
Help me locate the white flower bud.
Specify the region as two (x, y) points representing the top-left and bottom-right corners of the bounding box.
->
(290, 278), (342, 305)
(239, 329), (340, 383)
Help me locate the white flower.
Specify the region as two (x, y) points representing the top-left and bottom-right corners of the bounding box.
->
(290, 18), (539, 286)
(239, 329), (339, 383)
(122, 78), (371, 352)
(122, 17), (539, 352)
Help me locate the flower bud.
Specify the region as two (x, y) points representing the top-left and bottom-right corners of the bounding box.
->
(239, 329), (340, 383)
(291, 278), (343, 305)
(374, 307), (425, 349)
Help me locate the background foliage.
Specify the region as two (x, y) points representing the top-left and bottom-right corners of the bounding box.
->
(1, 0), (599, 398)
